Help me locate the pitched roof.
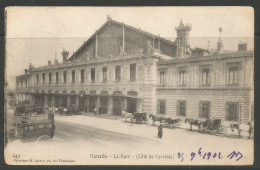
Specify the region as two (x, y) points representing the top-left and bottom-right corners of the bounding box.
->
(68, 18), (176, 61)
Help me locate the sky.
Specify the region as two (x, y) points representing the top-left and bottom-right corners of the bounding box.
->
(5, 7), (254, 90)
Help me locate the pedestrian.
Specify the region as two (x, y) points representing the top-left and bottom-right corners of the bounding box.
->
(248, 121), (253, 139)
(94, 107), (97, 115)
(158, 123), (163, 138)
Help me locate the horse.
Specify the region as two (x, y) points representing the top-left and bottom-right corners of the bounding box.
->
(149, 114), (165, 125)
(121, 111), (133, 122)
(185, 118), (202, 131)
(164, 117), (182, 128)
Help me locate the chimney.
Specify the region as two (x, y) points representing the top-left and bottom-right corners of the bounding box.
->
(217, 27), (224, 54)
(61, 48), (69, 62)
(54, 59), (58, 64)
(238, 43), (247, 51)
(48, 60), (51, 66)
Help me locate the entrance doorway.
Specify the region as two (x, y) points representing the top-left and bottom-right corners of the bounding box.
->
(89, 96), (96, 112)
(127, 98), (137, 113)
(113, 97), (121, 115)
(62, 96), (67, 107)
(100, 97), (108, 114)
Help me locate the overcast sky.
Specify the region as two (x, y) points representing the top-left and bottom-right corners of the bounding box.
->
(5, 7), (254, 90)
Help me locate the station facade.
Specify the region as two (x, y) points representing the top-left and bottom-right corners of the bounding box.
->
(15, 17), (254, 123)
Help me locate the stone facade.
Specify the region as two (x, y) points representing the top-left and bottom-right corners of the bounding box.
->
(15, 18), (254, 123)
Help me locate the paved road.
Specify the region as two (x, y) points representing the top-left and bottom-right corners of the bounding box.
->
(54, 120), (160, 146)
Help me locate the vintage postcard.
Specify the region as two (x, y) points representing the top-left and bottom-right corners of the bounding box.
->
(4, 7), (254, 165)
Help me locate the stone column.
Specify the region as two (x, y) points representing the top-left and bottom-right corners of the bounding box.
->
(44, 95), (48, 106)
(85, 96), (89, 112)
(121, 97), (127, 112)
(51, 95), (55, 107)
(137, 99), (143, 112)
(107, 97), (113, 115)
(67, 95), (70, 107)
(75, 95), (79, 109)
(30, 94), (35, 105)
(96, 96), (100, 114)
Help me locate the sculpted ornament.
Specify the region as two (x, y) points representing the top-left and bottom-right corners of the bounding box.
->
(138, 65), (144, 79)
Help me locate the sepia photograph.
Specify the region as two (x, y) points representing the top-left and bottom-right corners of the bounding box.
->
(4, 6), (254, 165)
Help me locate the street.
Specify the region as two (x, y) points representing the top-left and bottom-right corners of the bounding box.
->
(5, 108), (254, 165)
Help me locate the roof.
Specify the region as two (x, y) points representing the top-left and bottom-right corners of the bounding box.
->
(68, 18), (176, 61)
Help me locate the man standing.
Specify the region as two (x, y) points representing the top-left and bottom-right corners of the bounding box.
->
(158, 123), (163, 138)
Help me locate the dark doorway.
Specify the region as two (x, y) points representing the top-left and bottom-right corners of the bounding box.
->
(113, 97), (121, 115)
(89, 97), (96, 112)
(100, 97), (108, 114)
(79, 96), (85, 111)
(127, 98), (137, 113)
(62, 96), (67, 107)
(55, 96), (59, 107)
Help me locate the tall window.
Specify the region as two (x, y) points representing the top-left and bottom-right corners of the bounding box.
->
(199, 101), (210, 119)
(130, 64), (136, 81)
(228, 66), (239, 85)
(226, 102), (239, 121)
(63, 71), (67, 83)
(179, 70), (187, 85)
(49, 72), (52, 84)
(36, 74), (39, 84)
(160, 71), (166, 85)
(72, 70), (75, 83)
(81, 69), (85, 83)
(202, 68), (210, 85)
(157, 99), (166, 115)
(115, 65), (121, 81)
(42, 73), (45, 84)
(91, 68), (95, 83)
(56, 72), (59, 84)
(102, 67), (107, 82)
(177, 101), (186, 116)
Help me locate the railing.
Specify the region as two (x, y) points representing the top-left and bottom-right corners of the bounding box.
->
(156, 84), (253, 89)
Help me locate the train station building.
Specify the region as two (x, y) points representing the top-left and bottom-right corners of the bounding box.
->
(15, 17), (254, 124)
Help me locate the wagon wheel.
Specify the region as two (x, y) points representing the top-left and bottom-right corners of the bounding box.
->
(217, 126), (227, 134)
(137, 118), (143, 124)
(36, 135), (51, 142)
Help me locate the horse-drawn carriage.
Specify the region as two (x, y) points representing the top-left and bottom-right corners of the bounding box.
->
(14, 112), (55, 142)
(121, 111), (147, 124)
(148, 114), (182, 128)
(185, 118), (227, 134)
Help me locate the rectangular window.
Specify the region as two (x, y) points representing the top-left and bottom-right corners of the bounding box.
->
(179, 70), (187, 85)
(228, 66), (239, 85)
(56, 72), (59, 84)
(36, 74), (39, 84)
(115, 65), (121, 81)
(130, 64), (136, 81)
(157, 99), (166, 115)
(91, 68), (95, 83)
(103, 67), (107, 82)
(177, 101), (186, 117)
(63, 71), (67, 83)
(42, 73), (45, 84)
(81, 69), (85, 83)
(199, 101), (210, 119)
(49, 72), (52, 84)
(160, 71), (166, 85)
(72, 70), (75, 83)
(202, 68), (210, 85)
(226, 102), (239, 121)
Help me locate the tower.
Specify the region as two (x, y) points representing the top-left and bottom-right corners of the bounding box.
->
(175, 19), (192, 58)
(217, 27), (224, 54)
(61, 48), (69, 62)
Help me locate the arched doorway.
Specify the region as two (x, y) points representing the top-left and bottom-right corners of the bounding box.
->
(127, 91), (138, 113)
(113, 91), (122, 115)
